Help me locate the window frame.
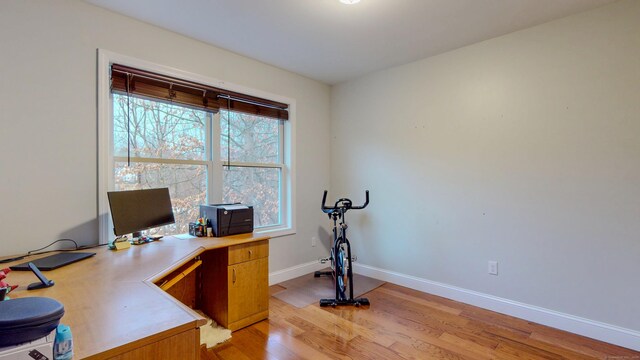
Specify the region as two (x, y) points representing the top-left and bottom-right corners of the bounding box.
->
(98, 49), (296, 244)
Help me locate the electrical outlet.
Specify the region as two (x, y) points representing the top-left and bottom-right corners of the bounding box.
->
(488, 261), (498, 275)
(312, 236), (317, 247)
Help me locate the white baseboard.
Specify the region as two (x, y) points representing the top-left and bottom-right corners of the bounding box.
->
(353, 263), (640, 352)
(269, 260), (327, 286)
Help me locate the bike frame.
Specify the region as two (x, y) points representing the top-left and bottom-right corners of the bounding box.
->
(319, 190), (370, 307)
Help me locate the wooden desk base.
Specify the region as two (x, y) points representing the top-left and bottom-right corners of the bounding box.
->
(4, 234), (269, 360)
(106, 328), (199, 360)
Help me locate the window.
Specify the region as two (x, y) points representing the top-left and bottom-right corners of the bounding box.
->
(112, 94), (209, 235)
(221, 111), (284, 228)
(98, 51), (295, 243)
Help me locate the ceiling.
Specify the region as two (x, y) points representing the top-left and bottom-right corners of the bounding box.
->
(85, 0), (616, 85)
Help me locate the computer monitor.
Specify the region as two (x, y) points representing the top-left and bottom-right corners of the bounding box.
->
(107, 188), (175, 237)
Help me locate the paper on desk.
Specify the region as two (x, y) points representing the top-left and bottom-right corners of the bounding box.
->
(220, 204), (249, 210)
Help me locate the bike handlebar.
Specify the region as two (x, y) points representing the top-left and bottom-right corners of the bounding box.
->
(321, 190), (369, 213)
(352, 190), (369, 209)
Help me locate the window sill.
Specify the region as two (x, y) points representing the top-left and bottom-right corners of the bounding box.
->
(254, 226), (296, 239)
(173, 226), (295, 240)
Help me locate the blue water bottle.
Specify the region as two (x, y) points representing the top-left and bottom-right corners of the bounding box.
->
(54, 324), (73, 360)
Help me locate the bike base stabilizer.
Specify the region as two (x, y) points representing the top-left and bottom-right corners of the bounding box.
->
(319, 297), (370, 307)
(314, 270), (333, 278)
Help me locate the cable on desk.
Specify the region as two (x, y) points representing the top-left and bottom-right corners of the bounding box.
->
(27, 239), (78, 255)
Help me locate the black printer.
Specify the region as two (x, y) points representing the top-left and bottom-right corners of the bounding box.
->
(199, 203), (254, 237)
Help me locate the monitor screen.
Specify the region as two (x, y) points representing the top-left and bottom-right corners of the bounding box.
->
(107, 188), (175, 236)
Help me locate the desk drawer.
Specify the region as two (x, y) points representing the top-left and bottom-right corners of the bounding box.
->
(228, 240), (268, 265)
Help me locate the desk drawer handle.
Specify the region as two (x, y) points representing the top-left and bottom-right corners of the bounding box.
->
(233, 268), (236, 284)
(248, 250), (253, 258)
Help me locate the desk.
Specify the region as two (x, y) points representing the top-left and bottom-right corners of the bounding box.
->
(4, 233), (269, 360)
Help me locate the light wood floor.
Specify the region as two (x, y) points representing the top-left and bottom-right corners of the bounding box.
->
(202, 282), (639, 359)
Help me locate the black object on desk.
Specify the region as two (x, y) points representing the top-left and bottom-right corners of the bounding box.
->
(10, 252), (96, 271)
(199, 203), (254, 237)
(27, 262), (55, 290)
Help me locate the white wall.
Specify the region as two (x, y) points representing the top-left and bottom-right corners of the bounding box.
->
(332, 0), (640, 333)
(0, 0), (332, 272)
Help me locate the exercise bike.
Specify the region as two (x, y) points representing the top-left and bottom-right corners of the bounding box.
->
(316, 190), (370, 307)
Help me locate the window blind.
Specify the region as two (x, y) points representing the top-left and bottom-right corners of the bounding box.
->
(110, 64), (289, 120)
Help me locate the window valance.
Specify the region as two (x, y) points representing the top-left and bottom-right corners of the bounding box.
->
(111, 64), (289, 120)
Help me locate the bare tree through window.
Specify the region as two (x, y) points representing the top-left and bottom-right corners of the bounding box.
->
(112, 94), (283, 235)
(113, 94), (206, 234)
(221, 111), (282, 227)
